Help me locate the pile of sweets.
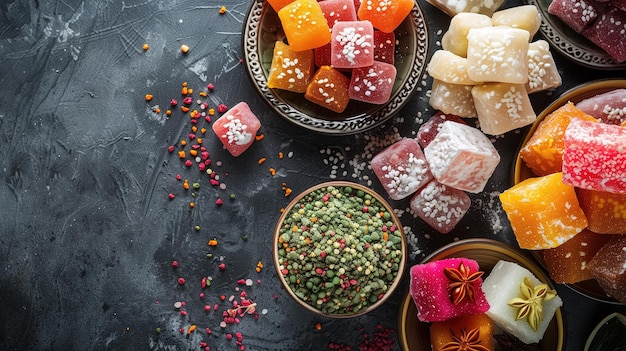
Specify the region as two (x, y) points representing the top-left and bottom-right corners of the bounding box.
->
(265, 0), (415, 113)
(500, 89), (626, 303)
(427, 6), (564, 135)
(409, 258), (562, 348)
(212, 102), (262, 157)
(548, 0), (626, 63)
(371, 117), (500, 234)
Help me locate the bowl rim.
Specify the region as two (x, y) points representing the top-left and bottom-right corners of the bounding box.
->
(273, 180), (407, 318)
(397, 238), (565, 351)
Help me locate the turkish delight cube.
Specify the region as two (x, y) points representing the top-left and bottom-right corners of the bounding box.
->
(212, 102), (261, 157)
(582, 7), (626, 63)
(371, 138), (433, 200)
(373, 30), (395, 64)
(319, 0), (357, 29)
(575, 88), (626, 125)
(357, 0), (414, 33)
(278, 0), (331, 51)
(482, 260), (563, 345)
(314, 43), (332, 68)
(409, 258), (490, 323)
(348, 61), (397, 104)
(430, 314), (495, 351)
(331, 20), (375, 68)
(491, 5), (542, 38)
(409, 179), (471, 234)
(304, 66), (351, 113)
(471, 83), (536, 135)
(577, 188), (626, 234)
(424, 121), (500, 193)
(562, 118), (626, 194)
(427, 50), (476, 85)
(543, 228), (613, 284)
(588, 235), (626, 304)
(526, 40), (562, 94)
(417, 111), (467, 149)
(466, 26), (530, 84)
(267, 41), (315, 93)
(441, 12), (493, 57)
(426, 0), (505, 16)
(519, 102), (596, 176)
(267, 0), (295, 12)
(499, 172), (588, 250)
(429, 79), (477, 118)
(548, 0), (601, 33)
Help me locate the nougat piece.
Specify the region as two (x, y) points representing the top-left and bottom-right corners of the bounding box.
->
(472, 83), (536, 135)
(491, 5), (542, 38)
(577, 188), (626, 234)
(427, 50), (476, 85)
(267, 41), (315, 93)
(526, 40), (562, 94)
(304, 66), (351, 113)
(409, 179), (471, 234)
(466, 26), (530, 84)
(278, 0), (331, 51)
(588, 235), (626, 304)
(441, 12), (493, 57)
(429, 79), (477, 118)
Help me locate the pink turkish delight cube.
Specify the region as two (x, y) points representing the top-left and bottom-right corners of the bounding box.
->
(582, 7), (626, 63)
(417, 112), (467, 149)
(424, 121), (500, 193)
(562, 118), (626, 194)
(409, 180), (471, 234)
(212, 102), (261, 157)
(319, 0), (358, 29)
(349, 61), (397, 104)
(548, 0), (602, 33)
(575, 88), (626, 125)
(331, 20), (375, 68)
(371, 138), (433, 200)
(409, 258), (490, 323)
(373, 30), (395, 64)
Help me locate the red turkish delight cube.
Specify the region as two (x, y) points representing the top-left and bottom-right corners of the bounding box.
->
(331, 20), (375, 68)
(562, 118), (626, 194)
(212, 102), (261, 157)
(575, 88), (626, 125)
(349, 61), (397, 104)
(588, 235), (626, 304)
(314, 43), (332, 68)
(582, 7), (626, 63)
(373, 30), (395, 64)
(409, 179), (471, 234)
(548, 0), (601, 33)
(417, 112), (467, 149)
(319, 0), (357, 29)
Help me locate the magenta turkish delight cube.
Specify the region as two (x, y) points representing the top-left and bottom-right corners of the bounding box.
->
(319, 0), (358, 29)
(409, 180), (471, 234)
(575, 88), (626, 125)
(349, 61), (397, 104)
(548, 0), (601, 33)
(331, 20), (375, 68)
(562, 118), (626, 194)
(373, 30), (395, 64)
(582, 7), (626, 63)
(424, 121), (500, 193)
(409, 258), (490, 323)
(212, 102), (261, 157)
(417, 112), (467, 149)
(371, 138), (433, 200)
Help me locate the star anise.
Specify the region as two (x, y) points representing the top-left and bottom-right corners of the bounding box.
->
(440, 328), (490, 351)
(444, 262), (484, 305)
(508, 277), (557, 331)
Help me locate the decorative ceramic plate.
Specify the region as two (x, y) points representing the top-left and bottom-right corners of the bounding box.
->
(514, 78), (626, 304)
(524, 0), (626, 70)
(242, 0), (429, 135)
(584, 312), (626, 351)
(397, 238), (565, 351)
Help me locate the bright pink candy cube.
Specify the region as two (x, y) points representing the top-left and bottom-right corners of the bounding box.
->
(409, 180), (471, 234)
(212, 102), (261, 157)
(417, 112), (467, 149)
(331, 20), (375, 68)
(563, 118), (626, 194)
(371, 138), (433, 200)
(349, 61), (397, 104)
(373, 30), (395, 64)
(409, 258), (490, 323)
(319, 0), (357, 29)
(424, 121), (500, 193)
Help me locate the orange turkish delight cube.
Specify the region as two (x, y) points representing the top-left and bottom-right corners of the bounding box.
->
(500, 172), (588, 250)
(278, 0), (331, 51)
(542, 229), (612, 284)
(577, 188), (626, 234)
(430, 314), (494, 351)
(520, 102), (597, 176)
(357, 0), (414, 33)
(267, 41), (314, 93)
(304, 66), (350, 113)
(267, 0), (294, 12)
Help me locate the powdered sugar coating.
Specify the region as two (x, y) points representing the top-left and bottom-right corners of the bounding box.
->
(409, 180), (471, 233)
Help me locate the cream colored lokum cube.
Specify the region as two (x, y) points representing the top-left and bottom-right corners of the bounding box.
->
(471, 83), (536, 135)
(526, 40), (562, 93)
(427, 50), (476, 85)
(430, 79), (477, 118)
(427, 0), (505, 17)
(491, 5), (542, 38)
(466, 26), (530, 84)
(441, 13), (493, 57)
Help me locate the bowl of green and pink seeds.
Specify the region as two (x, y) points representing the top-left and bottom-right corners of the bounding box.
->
(273, 181), (407, 318)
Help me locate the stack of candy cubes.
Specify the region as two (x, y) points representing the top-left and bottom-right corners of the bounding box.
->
(371, 114), (500, 234)
(410, 258), (562, 348)
(500, 88), (626, 303)
(266, 0), (415, 113)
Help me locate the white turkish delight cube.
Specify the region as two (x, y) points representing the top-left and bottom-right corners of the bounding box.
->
(491, 5), (542, 38)
(526, 40), (562, 94)
(429, 79), (477, 118)
(441, 12), (493, 57)
(427, 50), (476, 85)
(466, 26), (530, 84)
(427, 0), (505, 17)
(423, 121), (500, 193)
(471, 83), (536, 135)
